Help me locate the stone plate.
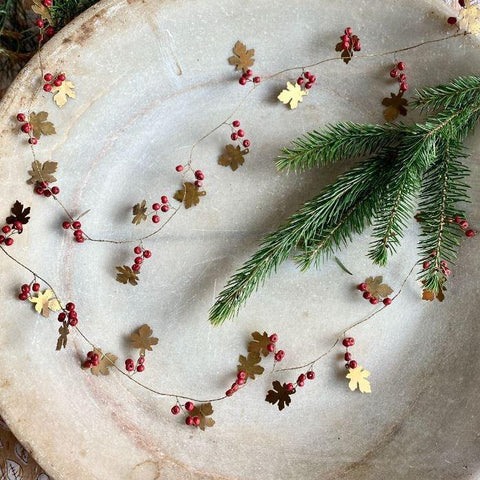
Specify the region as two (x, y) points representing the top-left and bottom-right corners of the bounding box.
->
(1, 0), (480, 478)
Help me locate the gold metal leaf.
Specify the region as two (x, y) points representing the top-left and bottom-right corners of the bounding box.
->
(52, 79), (76, 107)
(218, 144), (248, 171)
(132, 200), (147, 225)
(130, 324), (159, 356)
(116, 266), (139, 286)
(27, 160), (57, 185)
(173, 182), (206, 209)
(29, 111), (56, 138)
(228, 41), (255, 72)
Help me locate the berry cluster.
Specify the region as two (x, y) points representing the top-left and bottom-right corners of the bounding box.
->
(16, 113), (38, 145)
(174, 165), (206, 188)
(422, 254), (451, 276)
(389, 61), (408, 93)
(151, 196), (170, 223)
(42, 72), (65, 93)
(0, 221), (24, 247)
(284, 369), (316, 395)
(170, 401), (202, 427)
(130, 245), (152, 273)
(35, 17), (54, 44)
(83, 351), (100, 369)
(342, 337), (358, 370)
(448, 0), (466, 26)
(357, 283), (392, 306)
(125, 355), (146, 373)
(17, 281), (40, 301)
(238, 69), (261, 86)
(336, 27), (361, 62)
(296, 70), (317, 91)
(268, 333), (285, 363)
(58, 302), (79, 327)
(62, 219), (85, 243)
(453, 214), (476, 238)
(229, 120), (251, 149)
(34, 181), (60, 197)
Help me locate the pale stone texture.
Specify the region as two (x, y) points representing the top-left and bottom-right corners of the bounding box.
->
(0, 0), (480, 479)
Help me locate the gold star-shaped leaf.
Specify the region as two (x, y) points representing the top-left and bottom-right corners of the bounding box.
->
(346, 366), (371, 393)
(29, 111), (56, 138)
(365, 276), (393, 300)
(87, 348), (118, 376)
(277, 82), (308, 109)
(173, 182), (206, 209)
(130, 324), (159, 356)
(218, 144), (248, 171)
(228, 41), (255, 73)
(237, 352), (264, 380)
(27, 160), (57, 185)
(248, 331), (271, 357)
(29, 289), (61, 318)
(52, 78), (76, 107)
(116, 266), (139, 286)
(265, 381), (295, 410)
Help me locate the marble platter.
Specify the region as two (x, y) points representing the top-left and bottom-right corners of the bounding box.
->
(1, 0), (480, 478)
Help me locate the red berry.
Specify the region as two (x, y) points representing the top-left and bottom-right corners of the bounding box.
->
(236, 378), (245, 386)
(447, 16), (457, 25)
(32, 283), (40, 292)
(75, 236), (84, 244)
(43, 83), (52, 92)
(455, 215), (462, 223)
(459, 0), (466, 6)
(91, 353), (99, 362)
(84, 360), (92, 369)
(345, 27), (353, 35)
(308, 74), (316, 83)
(267, 343), (275, 353)
(231, 132), (238, 141)
(132, 264), (141, 272)
(28, 137), (38, 145)
(349, 360), (358, 369)
(136, 364), (145, 372)
(57, 73), (66, 81)
(51, 186), (59, 195)
(21, 284), (30, 293)
(357, 283), (367, 291)
(397, 61), (406, 70)
(16, 113), (26, 122)
(466, 229), (476, 237)
(342, 41), (350, 50)
(390, 69), (399, 78)
(69, 318), (78, 326)
(185, 417), (194, 426)
(297, 381), (305, 387)
(306, 371), (315, 380)
(134, 256), (143, 265)
(237, 370), (246, 380)
(305, 82), (313, 89)
(74, 229), (83, 238)
(36, 19), (44, 28)
(87, 351), (94, 359)
(274, 350), (285, 362)
(18, 293), (28, 301)
(237, 130), (245, 138)
(298, 374), (306, 383)
(399, 73), (407, 82)
(185, 401), (194, 412)
(344, 352), (352, 361)
(43, 73), (53, 82)
(58, 312), (66, 322)
(286, 383), (294, 391)
(383, 297), (393, 306)
(341, 34), (349, 42)
(53, 79), (62, 87)
(370, 297), (379, 305)
(232, 120), (240, 128)
(134, 246), (142, 254)
(143, 250), (152, 258)
(161, 205), (169, 212)
(239, 77), (247, 85)
(21, 123), (31, 133)
(245, 69), (253, 77)
(138, 356), (145, 365)
(460, 220), (469, 230)
(269, 334), (278, 343)
(161, 196), (168, 204)
(353, 41), (361, 51)
(42, 0), (52, 6)
(43, 190), (52, 198)
(423, 261), (430, 269)
(194, 180), (203, 188)
(45, 27), (55, 37)
(13, 221), (23, 230)
(35, 187), (44, 195)
(304, 71), (311, 78)
(342, 337), (355, 347)
(400, 83), (408, 92)
(297, 77), (305, 85)
(152, 203), (161, 211)
(2, 225), (11, 234)
(171, 405), (180, 415)
(192, 416), (201, 426)
(66, 302), (75, 311)
(152, 215), (160, 224)
(72, 221), (81, 230)
(194, 170), (204, 180)
(225, 389), (234, 397)
(363, 291), (371, 300)
(175, 165), (184, 172)
(5, 238), (13, 246)
(0, 235), (4, 243)
(253, 76), (261, 84)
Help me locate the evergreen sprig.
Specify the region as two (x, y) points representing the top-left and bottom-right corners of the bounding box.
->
(209, 76), (480, 325)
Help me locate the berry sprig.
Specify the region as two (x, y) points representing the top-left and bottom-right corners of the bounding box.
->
(0, 221), (24, 247)
(238, 68), (261, 86)
(151, 195), (171, 224)
(130, 245), (152, 274)
(17, 281), (41, 301)
(171, 401), (200, 427)
(389, 61), (408, 93)
(58, 301), (79, 327)
(124, 354), (146, 373)
(335, 27), (361, 64)
(447, 0), (467, 26)
(342, 337), (358, 370)
(35, 17), (55, 45)
(34, 181), (60, 197)
(83, 350), (100, 369)
(296, 70), (317, 92)
(453, 214), (476, 238)
(16, 113), (38, 145)
(62, 219), (85, 243)
(357, 277), (393, 306)
(229, 119), (251, 149)
(42, 72), (66, 93)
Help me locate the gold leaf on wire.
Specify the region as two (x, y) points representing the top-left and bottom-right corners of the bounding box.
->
(218, 144), (248, 171)
(265, 381), (295, 410)
(382, 92), (408, 122)
(56, 324), (69, 350)
(116, 266), (139, 286)
(277, 82), (308, 109)
(188, 403), (215, 431)
(29, 289), (61, 318)
(27, 160), (57, 185)
(52, 78), (76, 107)
(87, 348), (118, 376)
(130, 324), (159, 356)
(228, 41), (255, 72)
(31, 0), (54, 25)
(29, 111), (56, 138)
(237, 352), (264, 380)
(346, 366), (371, 393)
(132, 200), (147, 225)
(248, 331), (271, 357)
(365, 276), (393, 300)
(173, 182), (206, 209)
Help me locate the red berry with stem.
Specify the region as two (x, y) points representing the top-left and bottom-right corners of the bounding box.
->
(239, 76), (247, 85)
(58, 312), (66, 322)
(152, 203), (160, 211)
(349, 360), (358, 369)
(286, 383), (294, 391)
(344, 352), (352, 361)
(466, 229), (476, 237)
(307, 371), (315, 380)
(232, 120), (240, 128)
(134, 246), (142, 254)
(370, 297), (379, 305)
(143, 250), (152, 258)
(36, 19), (44, 28)
(192, 416), (201, 426)
(13, 221), (23, 230)
(43, 190), (52, 198)
(460, 220), (469, 229)
(185, 401), (194, 412)
(57, 73), (66, 81)
(51, 186), (59, 194)
(4, 238), (13, 247)
(226, 389), (234, 396)
(423, 261), (430, 269)
(161, 195), (168, 204)
(237, 129), (245, 138)
(161, 205), (169, 212)
(43, 84), (52, 92)
(66, 302), (75, 311)
(2, 225), (11, 234)
(342, 337), (355, 347)
(231, 132), (238, 141)
(152, 215), (160, 224)
(297, 77), (304, 85)
(32, 283), (40, 292)
(175, 165), (183, 172)
(383, 297), (393, 306)
(69, 318), (78, 326)
(345, 27), (353, 35)
(171, 405), (180, 415)
(397, 61), (406, 70)
(363, 291), (371, 300)
(185, 416), (194, 426)
(21, 284), (30, 293)
(43, 73), (53, 82)
(237, 370), (246, 380)
(136, 364), (145, 372)
(305, 82), (313, 89)
(400, 83), (408, 92)
(267, 343), (275, 353)
(21, 123), (31, 133)
(253, 76), (261, 84)
(53, 79), (62, 87)
(269, 333), (278, 343)
(72, 221), (81, 230)
(45, 26), (54, 36)
(84, 360), (92, 369)
(447, 16), (457, 25)
(195, 170), (204, 180)
(16, 113), (26, 122)
(18, 293), (28, 301)
(357, 283), (367, 291)
(132, 264), (141, 272)
(28, 137), (38, 145)
(245, 69), (253, 77)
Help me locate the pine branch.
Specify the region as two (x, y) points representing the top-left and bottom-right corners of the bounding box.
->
(413, 75), (480, 112)
(276, 123), (401, 172)
(418, 140), (470, 292)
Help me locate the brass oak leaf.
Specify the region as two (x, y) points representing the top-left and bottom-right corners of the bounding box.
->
(132, 200), (148, 225)
(382, 92), (408, 122)
(228, 41), (255, 73)
(248, 331), (271, 357)
(188, 403), (215, 431)
(29, 111), (56, 138)
(56, 324), (69, 350)
(130, 324), (159, 356)
(27, 160), (57, 185)
(278, 82), (308, 109)
(52, 78), (76, 107)
(116, 266), (139, 286)
(365, 276), (393, 300)
(218, 144), (248, 171)
(89, 349), (118, 376)
(346, 366), (371, 393)
(237, 352), (264, 380)
(265, 381), (295, 411)
(173, 182), (206, 209)
(29, 289), (61, 318)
